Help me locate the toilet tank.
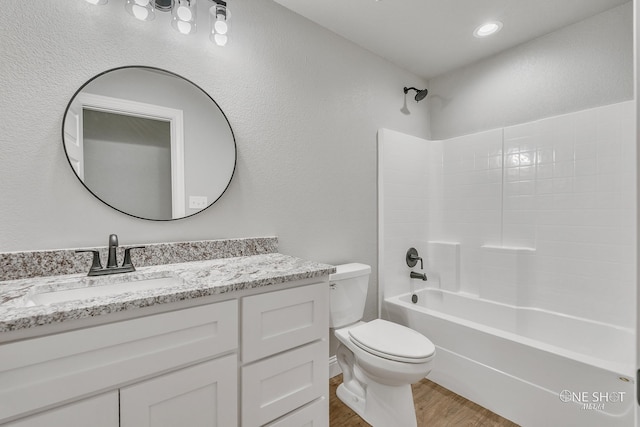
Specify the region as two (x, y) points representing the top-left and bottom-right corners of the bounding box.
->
(329, 263), (371, 328)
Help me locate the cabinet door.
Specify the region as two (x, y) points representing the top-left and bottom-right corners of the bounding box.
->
(120, 355), (237, 427)
(3, 392), (118, 427)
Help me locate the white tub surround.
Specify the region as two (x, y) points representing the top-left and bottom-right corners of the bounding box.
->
(0, 240), (333, 426)
(378, 100), (636, 426)
(379, 100), (636, 327)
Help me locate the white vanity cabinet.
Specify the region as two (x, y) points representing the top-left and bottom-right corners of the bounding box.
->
(0, 299), (239, 426)
(0, 280), (330, 427)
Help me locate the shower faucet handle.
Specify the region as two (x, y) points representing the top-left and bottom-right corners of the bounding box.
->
(406, 247), (423, 269)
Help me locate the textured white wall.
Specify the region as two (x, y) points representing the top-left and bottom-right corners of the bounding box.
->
(428, 2), (633, 140)
(0, 1), (430, 322)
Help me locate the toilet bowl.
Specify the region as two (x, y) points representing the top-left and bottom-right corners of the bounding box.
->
(330, 264), (435, 427)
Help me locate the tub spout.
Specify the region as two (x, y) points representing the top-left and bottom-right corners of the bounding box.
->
(410, 271), (427, 281)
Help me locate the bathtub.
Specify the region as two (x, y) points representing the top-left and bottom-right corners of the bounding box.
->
(383, 288), (635, 427)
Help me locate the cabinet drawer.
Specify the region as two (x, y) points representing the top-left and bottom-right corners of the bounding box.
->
(242, 340), (328, 427)
(265, 397), (328, 427)
(242, 282), (328, 363)
(121, 356), (237, 427)
(3, 392), (118, 427)
(0, 300), (238, 423)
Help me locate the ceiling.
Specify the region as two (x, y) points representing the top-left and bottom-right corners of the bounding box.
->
(273, 0), (630, 80)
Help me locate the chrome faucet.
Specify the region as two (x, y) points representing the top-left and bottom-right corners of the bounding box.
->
(76, 234), (145, 276)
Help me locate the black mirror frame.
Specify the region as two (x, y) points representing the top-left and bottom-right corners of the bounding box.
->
(62, 65), (237, 221)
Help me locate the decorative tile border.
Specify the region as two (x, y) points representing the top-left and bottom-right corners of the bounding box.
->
(0, 237), (278, 282)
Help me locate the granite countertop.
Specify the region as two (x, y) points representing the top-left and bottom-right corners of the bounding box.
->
(0, 253), (336, 333)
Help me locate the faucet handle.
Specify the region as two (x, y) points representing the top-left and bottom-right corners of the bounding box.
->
(76, 250), (103, 274)
(122, 246), (146, 268)
(406, 248), (423, 269)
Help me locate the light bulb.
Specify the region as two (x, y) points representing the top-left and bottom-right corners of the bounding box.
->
(177, 20), (192, 34)
(125, 0), (155, 21)
(214, 34), (227, 46)
(177, 6), (193, 21)
(132, 4), (149, 20)
(214, 19), (228, 34)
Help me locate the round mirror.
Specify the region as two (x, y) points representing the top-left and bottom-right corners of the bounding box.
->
(62, 66), (236, 221)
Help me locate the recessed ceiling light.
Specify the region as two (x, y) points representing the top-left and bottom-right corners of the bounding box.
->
(473, 21), (503, 38)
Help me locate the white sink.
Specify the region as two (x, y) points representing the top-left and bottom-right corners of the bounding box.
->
(27, 276), (182, 306)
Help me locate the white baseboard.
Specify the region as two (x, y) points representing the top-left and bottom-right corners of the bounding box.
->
(329, 355), (342, 378)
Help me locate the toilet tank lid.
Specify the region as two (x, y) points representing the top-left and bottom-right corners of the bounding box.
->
(330, 263), (371, 281)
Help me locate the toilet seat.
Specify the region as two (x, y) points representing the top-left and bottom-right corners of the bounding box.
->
(348, 319), (435, 364)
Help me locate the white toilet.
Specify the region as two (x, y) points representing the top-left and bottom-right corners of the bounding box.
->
(330, 263), (435, 427)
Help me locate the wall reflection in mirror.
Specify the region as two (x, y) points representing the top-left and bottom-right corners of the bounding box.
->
(62, 66), (236, 221)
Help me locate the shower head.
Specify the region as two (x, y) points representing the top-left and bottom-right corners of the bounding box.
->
(404, 86), (428, 102)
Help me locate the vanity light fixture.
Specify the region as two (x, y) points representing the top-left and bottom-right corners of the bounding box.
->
(85, 0), (231, 46)
(209, 0), (229, 46)
(172, 0), (197, 35)
(473, 21), (503, 38)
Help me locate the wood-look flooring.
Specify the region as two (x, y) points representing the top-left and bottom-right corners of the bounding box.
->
(329, 375), (520, 427)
